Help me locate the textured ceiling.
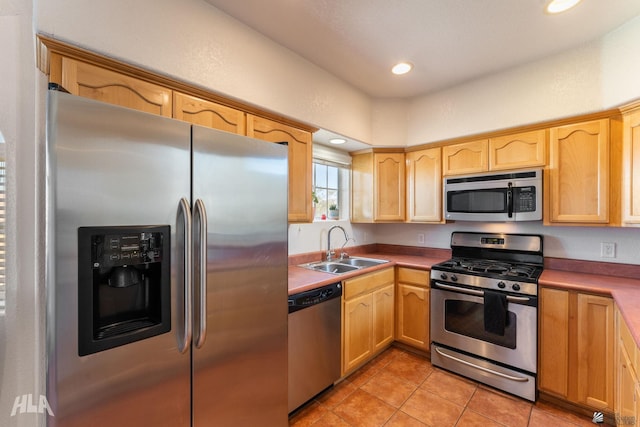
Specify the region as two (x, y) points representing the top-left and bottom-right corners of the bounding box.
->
(205, 0), (640, 99)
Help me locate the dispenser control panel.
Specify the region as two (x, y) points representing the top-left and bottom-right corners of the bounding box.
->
(92, 231), (164, 270)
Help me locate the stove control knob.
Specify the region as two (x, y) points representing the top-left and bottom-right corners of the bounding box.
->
(512, 283), (521, 291)
(497, 281), (506, 289)
(440, 273), (448, 280)
(451, 275), (458, 282)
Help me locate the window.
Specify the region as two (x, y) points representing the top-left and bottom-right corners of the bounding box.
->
(312, 145), (351, 221)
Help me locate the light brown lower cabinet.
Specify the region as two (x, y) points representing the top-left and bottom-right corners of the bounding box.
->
(395, 268), (430, 352)
(616, 307), (640, 427)
(342, 268), (394, 376)
(539, 287), (614, 413)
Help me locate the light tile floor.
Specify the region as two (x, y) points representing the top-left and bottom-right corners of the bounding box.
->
(289, 346), (610, 427)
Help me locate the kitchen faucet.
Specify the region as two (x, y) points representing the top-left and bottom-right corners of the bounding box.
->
(326, 225), (351, 261)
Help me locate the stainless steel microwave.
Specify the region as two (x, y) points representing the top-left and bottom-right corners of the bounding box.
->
(444, 168), (543, 222)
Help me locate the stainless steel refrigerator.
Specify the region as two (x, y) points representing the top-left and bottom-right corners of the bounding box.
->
(45, 90), (288, 426)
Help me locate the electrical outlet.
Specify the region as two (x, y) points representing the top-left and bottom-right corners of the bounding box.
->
(363, 232), (368, 243)
(418, 233), (425, 244)
(601, 242), (616, 258)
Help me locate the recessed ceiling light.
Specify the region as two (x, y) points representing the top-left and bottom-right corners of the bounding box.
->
(329, 138), (346, 145)
(545, 0), (582, 14)
(391, 62), (413, 75)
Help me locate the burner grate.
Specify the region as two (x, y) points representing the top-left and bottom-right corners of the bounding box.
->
(437, 257), (542, 279)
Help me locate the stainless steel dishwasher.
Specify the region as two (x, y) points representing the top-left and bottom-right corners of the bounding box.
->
(288, 282), (342, 413)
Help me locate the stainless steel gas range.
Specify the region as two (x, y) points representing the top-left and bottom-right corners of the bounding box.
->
(430, 232), (543, 402)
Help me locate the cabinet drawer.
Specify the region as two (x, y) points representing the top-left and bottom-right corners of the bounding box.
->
(397, 268), (429, 287)
(343, 268), (394, 300)
(619, 311), (639, 375)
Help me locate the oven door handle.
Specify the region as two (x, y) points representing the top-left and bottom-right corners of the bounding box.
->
(434, 282), (484, 297)
(433, 282), (531, 303)
(434, 346), (529, 383)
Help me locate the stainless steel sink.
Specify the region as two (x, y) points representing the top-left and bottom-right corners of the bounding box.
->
(307, 262), (360, 274)
(335, 257), (388, 268)
(299, 257), (389, 275)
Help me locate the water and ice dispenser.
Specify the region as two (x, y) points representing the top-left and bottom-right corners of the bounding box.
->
(78, 226), (171, 356)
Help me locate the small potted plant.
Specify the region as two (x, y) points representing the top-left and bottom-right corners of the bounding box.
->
(312, 191), (319, 219)
(328, 203), (339, 220)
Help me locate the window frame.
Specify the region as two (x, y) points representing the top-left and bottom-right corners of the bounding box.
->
(311, 148), (351, 221)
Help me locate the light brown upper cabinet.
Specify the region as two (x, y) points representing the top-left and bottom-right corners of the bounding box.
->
(405, 147), (442, 223)
(442, 140), (488, 176)
(247, 115), (313, 223)
(622, 108), (640, 225)
(173, 92), (246, 134)
(50, 54), (173, 117)
(488, 129), (547, 171)
(547, 118), (621, 225)
(443, 131), (547, 176)
(351, 151), (405, 222)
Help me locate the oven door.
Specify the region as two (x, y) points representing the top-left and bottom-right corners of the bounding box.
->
(430, 282), (537, 374)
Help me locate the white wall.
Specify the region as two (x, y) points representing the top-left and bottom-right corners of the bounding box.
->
(290, 219), (640, 266)
(374, 222), (640, 265)
(404, 15), (640, 145)
(0, 0), (45, 425)
(36, 0), (374, 145)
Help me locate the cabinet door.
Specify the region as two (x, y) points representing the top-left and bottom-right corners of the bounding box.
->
(396, 283), (429, 351)
(489, 129), (546, 171)
(374, 153), (405, 221)
(56, 55), (172, 117)
(350, 152), (374, 223)
(576, 294), (614, 410)
(636, 383), (640, 427)
(406, 148), (442, 222)
(618, 344), (637, 426)
(343, 293), (373, 374)
(622, 110), (640, 224)
(539, 287), (570, 398)
(373, 284), (395, 352)
(247, 115), (313, 222)
(442, 140), (488, 176)
(548, 119), (610, 223)
(173, 92), (245, 134)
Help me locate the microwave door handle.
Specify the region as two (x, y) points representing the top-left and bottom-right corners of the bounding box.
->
(507, 182), (514, 218)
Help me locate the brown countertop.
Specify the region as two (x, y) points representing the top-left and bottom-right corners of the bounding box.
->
(288, 251), (447, 295)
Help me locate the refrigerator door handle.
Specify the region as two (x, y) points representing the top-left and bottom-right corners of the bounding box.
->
(178, 197), (193, 353)
(193, 198), (208, 349)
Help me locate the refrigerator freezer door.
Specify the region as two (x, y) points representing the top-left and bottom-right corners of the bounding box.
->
(46, 91), (191, 426)
(191, 125), (289, 426)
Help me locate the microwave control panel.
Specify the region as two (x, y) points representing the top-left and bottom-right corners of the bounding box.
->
(514, 186), (536, 212)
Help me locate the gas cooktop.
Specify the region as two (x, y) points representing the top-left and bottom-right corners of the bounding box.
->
(434, 258), (543, 282)
(430, 232), (544, 296)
